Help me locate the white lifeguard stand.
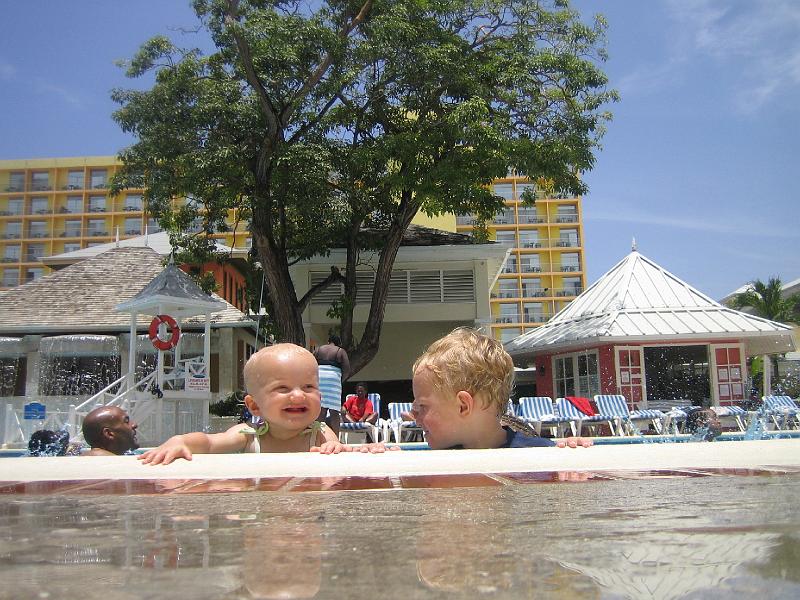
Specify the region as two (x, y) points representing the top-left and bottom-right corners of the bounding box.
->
(112, 261), (226, 443)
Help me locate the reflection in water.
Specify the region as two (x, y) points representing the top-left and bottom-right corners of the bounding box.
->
(1, 476), (800, 599)
(241, 519), (322, 599)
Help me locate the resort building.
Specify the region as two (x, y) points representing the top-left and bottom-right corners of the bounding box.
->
(1, 158), (587, 345)
(505, 247), (795, 409)
(455, 175), (587, 343)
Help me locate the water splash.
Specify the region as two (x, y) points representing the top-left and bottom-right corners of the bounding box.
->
(38, 335), (120, 396)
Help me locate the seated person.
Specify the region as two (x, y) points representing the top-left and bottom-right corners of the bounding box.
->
(139, 345), (387, 465)
(411, 328), (593, 449)
(28, 429), (70, 456)
(342, 382), (378, 425)
(82, 406), (140, 456)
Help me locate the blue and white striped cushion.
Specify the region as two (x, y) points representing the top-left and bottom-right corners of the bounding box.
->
(517, 397), (556, 422)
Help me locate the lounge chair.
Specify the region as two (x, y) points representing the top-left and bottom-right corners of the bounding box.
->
(594, 394), (668, 436)
(386, 402), (423, 443)
(516, 397), (560, 436)
(339, 393), (383, 444)
(762, 395), (800, 430)
(554, 398), (603, 437)
(710, 405), (747, 432)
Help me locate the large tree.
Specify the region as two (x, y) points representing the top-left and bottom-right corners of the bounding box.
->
(111, 0), (616, 375)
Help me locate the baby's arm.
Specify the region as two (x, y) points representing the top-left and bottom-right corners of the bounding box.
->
(138, 424), (247, 465)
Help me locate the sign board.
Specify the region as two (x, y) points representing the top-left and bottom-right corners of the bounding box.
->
(187, 376), (210, 392)
(23, 402), (46, 420)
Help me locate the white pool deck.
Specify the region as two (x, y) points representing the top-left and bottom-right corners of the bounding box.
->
(3, 438), (800, 483)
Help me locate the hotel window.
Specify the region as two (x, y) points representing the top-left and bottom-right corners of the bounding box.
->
(90, 169), (107, 189)
(124, 194), (143, 211)
(497, 303), (520, 324)
(563, 276), (582, 295)
(7, 172), (24, 192)
(520, 255), (541, 273)
(517, 207), (542, 224)
(63, 243), (80, 253)
(503, 254), (518, 274)
(26, 268), (44, 282)
(31, 172), (50, 191)
(5, 222), (22, 238)
(492, 208), (515, 225)
(146, 218), (162, 233)
(516, 182), (535, 200)
(66, 196), (83, 213)
(558, 229), (579, 247)
(124, 217), (141, 235)
(88, 196), (106, 212)
(495, 279), (519, 299)
(499, 327), (521, 343)
(88, 219), (107, 236)
(522, 278), (545, 297)
(7, 198), (23, 215)
(2, 268), (19, 287)
(556, 205), (578, 223)
(561, 253), (580, 272)
(523, 302), (545, 323)
(67, 170), (84, 189)
(495, 230), (517, 246)
(492, 183), (514, 200)
(29, 222), (48, 238)
(3, 245), (20, 261)
(518, 230), (540, 248)
(31, 197), (49, 214)
(27, 243), (45, 261)
(63, 220), (81, 237)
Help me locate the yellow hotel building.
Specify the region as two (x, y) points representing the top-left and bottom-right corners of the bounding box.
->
(0, 157), (586, 342)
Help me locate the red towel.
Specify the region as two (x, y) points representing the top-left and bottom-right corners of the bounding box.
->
(565, 396), (596, 416)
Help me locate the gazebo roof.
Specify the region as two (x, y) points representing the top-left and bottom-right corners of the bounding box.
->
(505, 250), (795, 359)
(115, 262), (226, 318)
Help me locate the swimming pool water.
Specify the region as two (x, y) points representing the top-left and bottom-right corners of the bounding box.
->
(2, 471), (799, 599)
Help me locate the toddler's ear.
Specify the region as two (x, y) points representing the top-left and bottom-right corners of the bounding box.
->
(455, 390), (475, 416)
(243, 394), (261, 415)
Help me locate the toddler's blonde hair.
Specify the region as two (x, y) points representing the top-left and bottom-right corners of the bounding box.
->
(413, 328), (514, 416)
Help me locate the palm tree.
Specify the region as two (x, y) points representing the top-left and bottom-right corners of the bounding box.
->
(729, 277), (799, 323)
(729, 278), (800, 397)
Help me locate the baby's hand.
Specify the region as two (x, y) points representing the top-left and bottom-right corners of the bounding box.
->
(138, 443), (192, 465)
(556, 437), (593, 448)
(311, 439), (346, 454)
(353, 442), (401, 453)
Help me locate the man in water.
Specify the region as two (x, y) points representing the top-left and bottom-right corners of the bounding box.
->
(82, 406), (139, 455)
(685, 407), (722, 442)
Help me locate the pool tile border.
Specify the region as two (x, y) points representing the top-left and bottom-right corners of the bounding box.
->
(1, 466), (798, 495)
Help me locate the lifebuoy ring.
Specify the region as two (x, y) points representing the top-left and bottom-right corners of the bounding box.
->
(149, 314), (180, 351)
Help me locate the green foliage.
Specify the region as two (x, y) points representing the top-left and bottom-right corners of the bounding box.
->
(210, 390), (245, 417)
(729, 278), (800, 324)
(111, 0), (617, 373)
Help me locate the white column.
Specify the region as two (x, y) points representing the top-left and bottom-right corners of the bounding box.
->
(128, 313), (137, 391)
(204, 313), (211, 377)
(763, 354), (772, 396)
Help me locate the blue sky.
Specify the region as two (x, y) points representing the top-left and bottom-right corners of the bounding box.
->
(1, 1), (798, 300)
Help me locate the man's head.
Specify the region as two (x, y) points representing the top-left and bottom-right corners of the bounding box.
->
(355, 382), (369, 398)
(411, 328), (514, 449)
(243, 344), (321, 434)
(28, 429), (69, 456)
(82, 407), (139, 454)
(685, 407), (722, 440)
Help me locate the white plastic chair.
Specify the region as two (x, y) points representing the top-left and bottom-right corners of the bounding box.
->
(339, 393), (382, 444)
(386, 402), (423, 443)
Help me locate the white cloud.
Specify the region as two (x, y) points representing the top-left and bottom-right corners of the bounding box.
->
(618, 1), (800, 112)
(0, 59), (16, 80)
(34, 80), (85, 109)
(664, 0), (800, 112)
(586, 208), (797, 239)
